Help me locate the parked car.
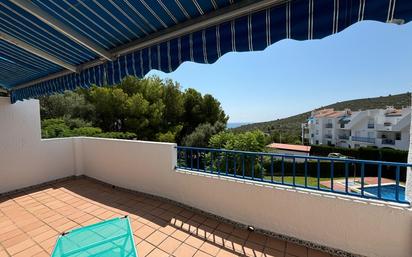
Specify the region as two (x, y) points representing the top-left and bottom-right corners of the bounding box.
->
(327, 153), (354, 159)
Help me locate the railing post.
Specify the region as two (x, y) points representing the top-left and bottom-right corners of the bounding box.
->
(406, 102), (412, 203)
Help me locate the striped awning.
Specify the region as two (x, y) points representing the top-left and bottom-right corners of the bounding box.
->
(1, 0), (411, 103)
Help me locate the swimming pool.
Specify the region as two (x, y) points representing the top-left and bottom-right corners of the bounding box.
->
(363, 184), (405, 202)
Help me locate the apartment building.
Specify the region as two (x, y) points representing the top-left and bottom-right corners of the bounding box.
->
(302, 106), (411, 150)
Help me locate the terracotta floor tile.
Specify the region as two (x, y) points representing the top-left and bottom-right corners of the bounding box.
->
(193, 250), (214, 257)
(224, 235), (245, 254)
(80, 217), (101, 226)
(216, 248), (239, 257)
(146, 248), (169, 257)
(262, 247), (284, 257)
(137, 240), (156, 257)
(13, 245), (43, 257)
(0, 178), (296, 257)
(190, 214), (208, 224)
(215, 223), (234, 234)
(203, 218), (220, 229)
(26, 225), (51, 237)
(6, 239), (36, 256)
(172, 243), (197, 257)
(192, 224), (214, 240)
(207, 231), (229, 247)
(199, 241), (221, 256)
(179, 210), (195, 219)
(171, 229), (191, 242)
(185, 235), (205, 249)
(55, 220), (78, 233)
(243, 241), (264, 257)
(231, 227), (250, 240)
(136, 225), (156, 240)
(2, 233), (30, 248)
(286, 243), (308, 257)
(32, 251), (50, 257)
(265, 237), (286, 252)
(0, 228), (24, 242)
(158, 236), (181, 254)
(145, 231), (168, 246)
(0, 224), (19, 236)
(133, 234), (143, 245)
(158, 224), (177, 235)
(247, 232), (268, 246)
(32, 229), (58, 243)
(38, 236), (57, 251)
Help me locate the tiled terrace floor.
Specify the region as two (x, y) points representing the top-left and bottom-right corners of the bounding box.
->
(0, 178), (335, 257)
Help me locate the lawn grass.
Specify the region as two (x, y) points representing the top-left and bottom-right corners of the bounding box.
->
(264, 176), (339, 189)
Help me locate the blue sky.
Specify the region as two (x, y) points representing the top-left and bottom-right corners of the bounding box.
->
(148, 21), (412, 123)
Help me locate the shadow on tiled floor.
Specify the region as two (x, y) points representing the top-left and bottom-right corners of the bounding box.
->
(0, 177), (335, 257)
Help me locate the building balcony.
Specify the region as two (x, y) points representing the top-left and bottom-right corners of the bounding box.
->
(381, 139), (396, 145)
(338, 135), (350, 140)
(351, 136), (375, 144)
(325, 123), (333, 128)
(0, 100), (411, 257)
(325, 134), (333, 139)
(1, 137), (411, 257)
(367, 124), (375, 129)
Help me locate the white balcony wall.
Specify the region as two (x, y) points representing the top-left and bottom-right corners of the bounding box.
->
(80, 137), (412, 257)
(1, 98), (412, 257)
(0, 98), (74, 193)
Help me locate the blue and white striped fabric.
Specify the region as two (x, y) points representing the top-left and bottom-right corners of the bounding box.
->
(5, 0), (412, 103)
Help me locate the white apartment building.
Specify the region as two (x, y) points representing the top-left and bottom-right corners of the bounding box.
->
(302, 106), (411, 150)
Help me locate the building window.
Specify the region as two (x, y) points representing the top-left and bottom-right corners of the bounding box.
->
(315, 140), (319, 144)
(396, 133), (401, 140)
(367, 119), (374, 129)
(316, 130), (319, 135)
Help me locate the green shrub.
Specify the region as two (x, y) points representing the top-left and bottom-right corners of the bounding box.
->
(71, 127), (102, 137)
(310, 145), (408, 162)
(95, 132), (136, 139)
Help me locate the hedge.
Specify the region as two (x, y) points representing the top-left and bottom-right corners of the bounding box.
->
(309, 145), (408, 163)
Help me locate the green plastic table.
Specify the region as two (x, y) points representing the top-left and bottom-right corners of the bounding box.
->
(51, 216), (138, 257)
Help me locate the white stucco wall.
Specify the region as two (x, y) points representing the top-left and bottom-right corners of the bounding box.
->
(81, 137), (412, 257)
(0, 97), (75, 193)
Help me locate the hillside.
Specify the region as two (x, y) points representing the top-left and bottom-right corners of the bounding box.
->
(232, 93), (411, 143)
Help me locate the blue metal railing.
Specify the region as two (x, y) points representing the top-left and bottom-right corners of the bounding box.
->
(351, 136), (375, 143)
(382, 139), (395, 145)
(176, 146), (411, 204)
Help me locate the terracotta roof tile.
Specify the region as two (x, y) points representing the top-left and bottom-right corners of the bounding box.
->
(266, 143), (311, 153)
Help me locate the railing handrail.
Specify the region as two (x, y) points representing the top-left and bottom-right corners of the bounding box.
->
(176, 146), (410, 204)
(351, 136), (375, 143)
(176, 146), (412, 167)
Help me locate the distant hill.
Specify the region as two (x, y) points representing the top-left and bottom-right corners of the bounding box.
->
(232, 93), (411, 142)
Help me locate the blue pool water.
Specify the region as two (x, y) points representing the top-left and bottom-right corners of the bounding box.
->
(363, 185), (405, 202)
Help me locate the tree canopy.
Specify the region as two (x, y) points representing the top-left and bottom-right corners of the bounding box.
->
(40, 76), (228, 143)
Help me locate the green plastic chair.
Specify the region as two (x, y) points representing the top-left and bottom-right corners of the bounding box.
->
(51, 216), (138, 257)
